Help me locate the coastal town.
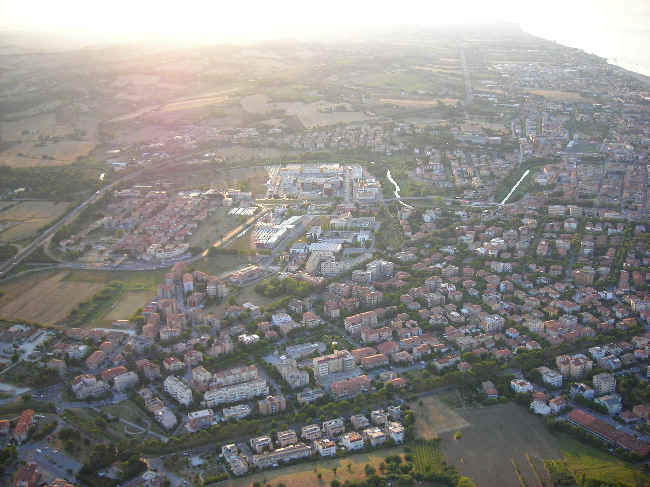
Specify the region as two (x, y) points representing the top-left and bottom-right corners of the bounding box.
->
(0, 23), (648, 487)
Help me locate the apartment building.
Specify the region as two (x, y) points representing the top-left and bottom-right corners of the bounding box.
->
(71, 374), (109, 399)
(363, 427), (386, 447)
(312, 350), (355, 377)
(187, 409), (214, 432)
(252, 443), (312, 469)
(113, 371), (139, 392)
(258, 395), (287, 415)
(301, 424), (322, 441)
(203, 379), (269, 407)
(342, 431), (364, 451)
(250, 435), (273, 453)
(315, 438), (337, 457)
(163, 375), (193, 406)
(593, 373), (616, 396)
(330, 375), (371, 399)
(276, 429), (298, 447)
(221, 404), (252, 421)
(322, 417), (345, 438)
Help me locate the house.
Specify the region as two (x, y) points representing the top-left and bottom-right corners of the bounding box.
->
(549, 396), (567, 415)
(595, 394), (623, 416)
(387, 422), (405, 443)
(510, 379), (533, 394)
(85, 350), (106, 370)
(481, 380), (498, 399)
(13, 409), (34, 444)
(537, 366), (563, 388)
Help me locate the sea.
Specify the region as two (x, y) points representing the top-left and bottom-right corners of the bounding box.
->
(524, 15), (650, 78)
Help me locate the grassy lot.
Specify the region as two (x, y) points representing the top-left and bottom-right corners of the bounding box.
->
(192, 254), (252, 278)
(100, 291), (153, 324)
(0, 200), (70, 242)
(99, 400), (168, 437)
(0, 271), (104, 326)
(189, 208), (241, 248)
(224, 447), (405, 487)
(547, 433), (648, 487)
(409, 395), (470, 439)
(440, 403), (562, 487)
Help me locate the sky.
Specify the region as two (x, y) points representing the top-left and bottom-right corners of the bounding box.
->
(1, 0), (649, 73)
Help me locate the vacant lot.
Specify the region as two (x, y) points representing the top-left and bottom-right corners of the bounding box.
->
(527, 89), (593, 102)
(241, 94), (275, 114)
(0, 200), (70, 242)
(380, 98), (459, 107)
(440, 403), (562, 487)
(0, 271), (104, 325)
(225, 447), (405, 487)
(410, 395), (470, 439)
(101, 291), (153, 324)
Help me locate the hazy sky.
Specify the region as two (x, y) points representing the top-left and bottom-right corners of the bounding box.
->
(1, 0), (649, 72)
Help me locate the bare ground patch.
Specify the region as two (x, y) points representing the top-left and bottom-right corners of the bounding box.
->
(409, 394), (470, 439)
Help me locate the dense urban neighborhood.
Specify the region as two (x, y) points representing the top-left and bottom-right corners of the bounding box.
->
(0, 22), (649, 487)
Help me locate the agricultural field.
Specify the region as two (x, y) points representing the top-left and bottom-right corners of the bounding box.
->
(0, 271), (104, 326)
(545, 434), (649, 487)
(0, 140), (96, 167)
(440, 403), (563, 487)
(225, 447), (405, 487)
(276, 101), (372, 128)
(0, 200), (70, 242)
(409, 395), (470, 439)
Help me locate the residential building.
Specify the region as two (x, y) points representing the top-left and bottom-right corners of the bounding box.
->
(276, 429), (298, 447)
(342, 431), (364, 451)
(187, 409), (214, 432)
(250, 435), (273, 453)
(163, 375), (192, 406)
(593, 373), (616, 396)
(363, 427), (386, 447)
(315, 438), (337, 457)
(322, 417), (345, 437)
(258, 395), (287, 415)
(203, 379), (269, 407)
(301, 424), (322, 441)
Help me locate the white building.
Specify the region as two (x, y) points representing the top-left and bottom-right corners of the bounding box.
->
(164, 375), (193, 406)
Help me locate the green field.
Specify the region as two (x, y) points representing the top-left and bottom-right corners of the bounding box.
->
(545, 434), (649, 487)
